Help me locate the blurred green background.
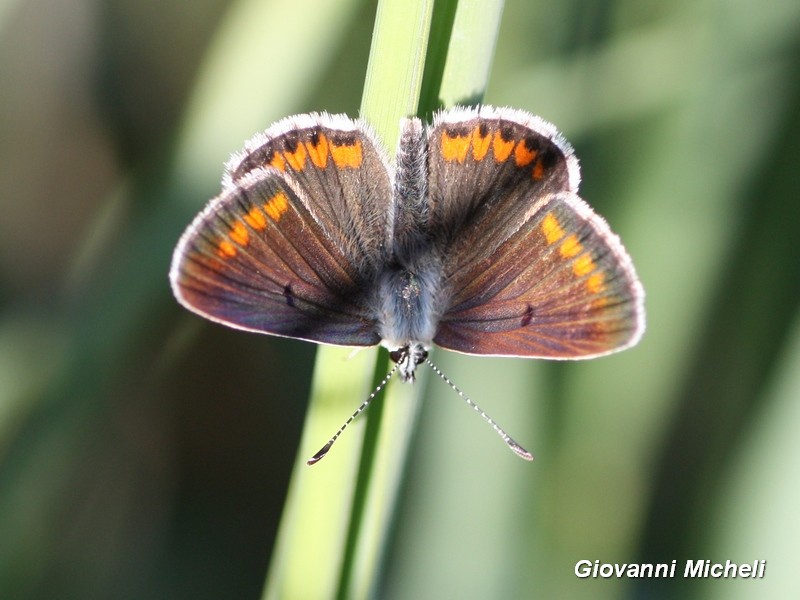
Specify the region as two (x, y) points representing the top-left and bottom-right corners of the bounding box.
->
(1, 0), (799, 598)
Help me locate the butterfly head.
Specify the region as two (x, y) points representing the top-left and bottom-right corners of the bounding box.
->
(389, 344), (429, 382)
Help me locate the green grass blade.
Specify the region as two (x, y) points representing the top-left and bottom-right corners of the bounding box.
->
(261, 346), (380, 600)
(3, 0), (800, 598)
(262, 1), (436, 598)
(434, 0), (506, 108)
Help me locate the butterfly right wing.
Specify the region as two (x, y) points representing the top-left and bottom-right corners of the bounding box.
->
(425, 107), (644, 359)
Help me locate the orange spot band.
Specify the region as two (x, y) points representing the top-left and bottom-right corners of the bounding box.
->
(471, 127), (491, 161)
(284, 144), (307, 171)
(441, 132), (471, 163)
(244, 207), (267, 230)
(330, 140), (363, 168)
(514, 141), (537, 167)
(542, 213), (565, 245)
(264, 191), (289, 221)
(572, 253), (596, 277)
(270, 152), (287, 171)
(492, 132), (515, 162)
(217, 240), (236, 258)
(560, 234), (582, 258)
(532, 159), (545, 180)
(229, 221), (249, 246)
(306, 134), (329, 168)
(586, 272), (605, 294)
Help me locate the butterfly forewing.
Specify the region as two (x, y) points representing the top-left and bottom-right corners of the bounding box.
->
(425, 107), (579, 253)
(225, 114), (394, 274)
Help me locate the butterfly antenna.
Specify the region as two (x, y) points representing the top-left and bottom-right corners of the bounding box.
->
(306, 362), (400, 465)
(425, 358), (534, 461)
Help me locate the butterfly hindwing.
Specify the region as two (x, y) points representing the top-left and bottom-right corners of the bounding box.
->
(434, 191), (643, 358)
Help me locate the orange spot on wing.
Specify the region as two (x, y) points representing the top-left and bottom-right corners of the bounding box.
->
(217, 240), (237, 258)
(492, 131), (515, 162)
(532, 158), (545, 180)
(471, 126), (491, 161)
(283, 144), (307, 170)
(514, 141), (537, 167)
(229, 220), (249, 246)
(244, 207), (267, 230)
(269, 151), (287, 171)
(572, 253), (596, 277)
(264, 191), (289, 221)
(330, 140), (363, 168)
(560, 234), (582, 258)
(441, 131), (471, 162)
(586, 272), (606, 294)
(590, 296), (612, 310)
(306, 133), (329, 168)
(590, 318), (616, 336)
(542, 213), (565, 244)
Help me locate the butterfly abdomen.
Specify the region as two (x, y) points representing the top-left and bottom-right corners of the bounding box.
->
(376, 258), (443, 352)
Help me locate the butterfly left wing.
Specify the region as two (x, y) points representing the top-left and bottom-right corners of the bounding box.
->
(427, 107), (644, 359)
(170, 114), (394, 347)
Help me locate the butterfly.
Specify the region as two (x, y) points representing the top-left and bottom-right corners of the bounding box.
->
(170, 106), (645, 462)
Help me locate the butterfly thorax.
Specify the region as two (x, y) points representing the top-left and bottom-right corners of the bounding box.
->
(374, 117), (448, 382)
